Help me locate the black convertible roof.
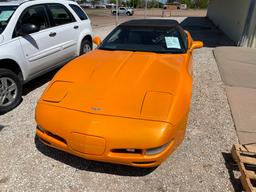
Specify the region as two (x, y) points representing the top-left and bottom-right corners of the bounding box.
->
(119, 19), (179, 28)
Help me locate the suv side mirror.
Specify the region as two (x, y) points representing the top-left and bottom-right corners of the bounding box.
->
(21, 24), (39, 35)
(93, 36), (102, 46)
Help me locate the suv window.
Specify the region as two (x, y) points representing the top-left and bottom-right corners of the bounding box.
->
(14, 5), (49, 37)
(0, 6), (18, 34)
(48, 4), (75, 26)
(69, 4), (87, 20)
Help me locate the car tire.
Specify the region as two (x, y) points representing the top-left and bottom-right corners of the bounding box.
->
(126, 12), (131, 16)
(0, 68), (22, 114)
(80, 39), (92, 56)
(112, 11), (116, 15)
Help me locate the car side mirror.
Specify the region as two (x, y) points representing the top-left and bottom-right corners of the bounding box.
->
(21, 24), (39, 35)
(93, 36), (102, 46)
(190, 41), (203, 50)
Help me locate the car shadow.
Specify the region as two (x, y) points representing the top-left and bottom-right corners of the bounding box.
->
(0, 124), (4, 132)
(23, 68), (60, 96)
(180, 17), (236, 47)
(222, 152), (243, 192)
(34, 135), (157, 176)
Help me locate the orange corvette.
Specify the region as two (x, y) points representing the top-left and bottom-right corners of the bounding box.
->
(35, 19), (203, 167)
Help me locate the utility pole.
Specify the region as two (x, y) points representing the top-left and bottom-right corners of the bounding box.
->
(144, 0), (148, 18)
(116, 0), (118, 26)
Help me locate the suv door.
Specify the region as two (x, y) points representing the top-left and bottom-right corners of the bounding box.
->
(14, 5), (64, 75)
(47, 3), (79, 59)
(119, 7), (126, 14)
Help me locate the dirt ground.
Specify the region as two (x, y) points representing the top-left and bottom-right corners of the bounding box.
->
(86, 8), (207, 28)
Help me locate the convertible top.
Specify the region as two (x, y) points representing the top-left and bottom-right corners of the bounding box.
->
(120, 19), (180, 28)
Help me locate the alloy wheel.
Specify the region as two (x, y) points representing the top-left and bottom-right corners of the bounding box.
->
(0, 77), (18, 107)
(83, 43), (92, 54)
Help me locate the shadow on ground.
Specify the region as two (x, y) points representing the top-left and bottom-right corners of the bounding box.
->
(180, 17), (236, 47)
(222, 153), (243, 192)
(34, 136), (157, 176)
(23, 68), (60, 96)
(0, 124), (4, 132)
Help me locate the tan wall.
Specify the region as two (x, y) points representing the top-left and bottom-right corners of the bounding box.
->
(207, 0), (250, 44)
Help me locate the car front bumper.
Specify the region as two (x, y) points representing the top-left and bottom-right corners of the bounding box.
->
(35, 102), (188, 167)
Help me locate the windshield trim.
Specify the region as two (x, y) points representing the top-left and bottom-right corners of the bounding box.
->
(98, 25), (187, 54)
(98, 47), (186, 54)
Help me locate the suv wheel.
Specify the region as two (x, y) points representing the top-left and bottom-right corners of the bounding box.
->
(126, 12), (131, 16)
(80, 39), (92, 55)
(0, 68), (22, 114)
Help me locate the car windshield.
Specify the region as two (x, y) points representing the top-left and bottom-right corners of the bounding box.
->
(0, 6), (18, 34)
(99, 26), (185, 54)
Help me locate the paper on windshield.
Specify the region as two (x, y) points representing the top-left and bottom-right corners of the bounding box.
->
(0, 11), (13, 22)
(165, 37), (181, 49)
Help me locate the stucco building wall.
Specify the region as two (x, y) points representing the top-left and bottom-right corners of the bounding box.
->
(207, 0), (254, 47)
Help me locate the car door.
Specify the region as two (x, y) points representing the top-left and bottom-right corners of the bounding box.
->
(119, 7), (126, 15)
(46, 3), (79, 59)
(15, 4), (64, 75)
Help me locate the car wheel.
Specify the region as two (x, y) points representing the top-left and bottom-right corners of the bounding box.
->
(80, 39), (92, 55)
(126, 12), (131, 16)
(0, 68), (22, 114)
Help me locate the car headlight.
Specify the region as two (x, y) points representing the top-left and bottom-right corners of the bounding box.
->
(43, 81), (72, 103)
(145, 142), (170, 155)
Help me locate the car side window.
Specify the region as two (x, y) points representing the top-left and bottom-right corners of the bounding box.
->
(69, 4), (88, 20)
(120, 8), (125, 10)
(47, 4), (75, 26)
(14, 5), (49, 37)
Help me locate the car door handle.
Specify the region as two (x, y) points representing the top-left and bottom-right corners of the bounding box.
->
(74, 25), (79, 29)
(49, 32), (56, 37)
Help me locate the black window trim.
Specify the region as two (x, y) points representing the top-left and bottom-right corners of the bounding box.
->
(177, 26), (188, 51)
(46, 3), (76, 27)
(12, 4), (51, 38)
(69, 4), (88, 21)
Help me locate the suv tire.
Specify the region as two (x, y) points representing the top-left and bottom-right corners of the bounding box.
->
(126, 12), (131, 16)
(0, 68), (22, 114)
(80, 39), (92, 55)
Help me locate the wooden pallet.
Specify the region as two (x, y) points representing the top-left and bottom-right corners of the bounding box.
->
(232, 144), (256, 192)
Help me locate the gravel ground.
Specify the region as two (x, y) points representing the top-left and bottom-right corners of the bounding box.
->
(0, 18), (239, 192)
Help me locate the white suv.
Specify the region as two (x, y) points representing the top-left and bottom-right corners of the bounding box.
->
(0, 0), (93, 113)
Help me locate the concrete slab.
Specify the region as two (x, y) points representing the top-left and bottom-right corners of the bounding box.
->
(226, 86), (256, 143)
(237, 131), (256, 145)
(214, 47), (256, 89)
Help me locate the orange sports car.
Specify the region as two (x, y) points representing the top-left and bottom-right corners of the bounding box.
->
(35, 19), (203, 167)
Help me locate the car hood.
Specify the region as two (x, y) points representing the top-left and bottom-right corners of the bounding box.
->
(40, 50), (188, 122)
